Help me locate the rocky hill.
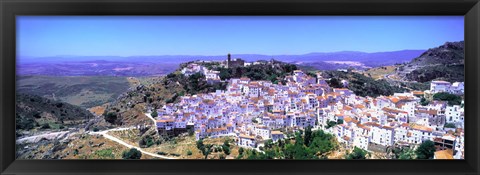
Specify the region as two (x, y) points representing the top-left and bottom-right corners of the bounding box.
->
(397, 41), (464, 83)
(409, 41), (464, 66)
(321, 70), (408, 98)
(16, 93), (95, 136)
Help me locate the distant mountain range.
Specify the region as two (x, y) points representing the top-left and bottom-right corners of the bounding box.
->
(19, 50), (425, 66)
(17, 49), (427, 76)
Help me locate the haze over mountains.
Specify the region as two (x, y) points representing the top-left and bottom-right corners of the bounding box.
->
(17, 50), (426, 76)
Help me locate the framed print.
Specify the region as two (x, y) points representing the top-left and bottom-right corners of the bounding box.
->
(1, 0), (479, 175)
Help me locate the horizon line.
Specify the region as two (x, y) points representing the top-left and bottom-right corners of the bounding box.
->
(19, 48), (432, 59)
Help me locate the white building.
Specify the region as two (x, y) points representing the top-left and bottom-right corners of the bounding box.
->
(445, 105), (464, 124)
(429, 81), (464, 95)
(370, 125), (395, 147)
(255, 125), (271, 140)
(238, 134), (257, 148)
(430, 81), (452, 93)
(450, 82), (464, 95)
(271, 131), (285, 142)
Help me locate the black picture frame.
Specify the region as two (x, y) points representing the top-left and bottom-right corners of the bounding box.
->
(1, 0), (479, 175)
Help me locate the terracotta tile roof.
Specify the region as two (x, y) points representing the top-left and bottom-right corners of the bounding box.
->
(412, 91), (424, 95)
(382, 107), (408, 114)
(271, 131), (284, 135)
(156, 119), (174, 123)
(411, 124), (433, 132)
(388, 97), (400, 103)
(239, 134), (255, 139)
(354, 104), (365, 109)
(343, 105), (353, 111)
(434, 149), (454, 159)
(382, 125), (394, 130)
(344, 116), (353, 123)
(416, 109), (438, 115)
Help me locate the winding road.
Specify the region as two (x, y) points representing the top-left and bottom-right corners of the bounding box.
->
(88, 127), (176, 159)
(16, 131), (70, 144)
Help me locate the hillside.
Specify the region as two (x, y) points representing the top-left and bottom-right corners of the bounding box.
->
(397, 41), (464, 83)
(99, 60), (299, 127)
(17, 76), (132, 108)
(16, 93), (95, 136)
(321, 70), (408, 98)
(292, 50), (424, 68)
(362, 66), (397, 80)
(409, 41), (464, 66)
(405, 64), (464, 83)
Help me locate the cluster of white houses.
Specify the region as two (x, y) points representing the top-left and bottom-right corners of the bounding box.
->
(427, 81), (464, 95)
(155, 63), (465, 159)
(181, 63), (221, 84)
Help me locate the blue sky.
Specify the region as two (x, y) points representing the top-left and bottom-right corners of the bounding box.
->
(17, 16), (464, 57)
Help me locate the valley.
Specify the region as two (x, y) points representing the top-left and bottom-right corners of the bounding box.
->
(15, 41), (465, 160)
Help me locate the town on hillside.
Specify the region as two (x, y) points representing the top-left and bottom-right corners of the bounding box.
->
(151, 54), (465, 160)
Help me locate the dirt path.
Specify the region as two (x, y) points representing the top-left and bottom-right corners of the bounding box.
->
(16, 131), (70, 144)
(144, 113), (157, 126)
(144, 113), (159, 135)
(89, 127), (176, 159)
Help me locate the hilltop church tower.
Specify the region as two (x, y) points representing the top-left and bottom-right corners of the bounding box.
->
(227, 53), (231, 68)
(226, 53), (244, 68)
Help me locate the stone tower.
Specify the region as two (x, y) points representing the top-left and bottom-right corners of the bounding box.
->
(227, 53), (231, 68)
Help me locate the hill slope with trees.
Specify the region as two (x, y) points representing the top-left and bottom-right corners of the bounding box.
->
(397, 41), (464, 83)
(16, 93), (95, 136)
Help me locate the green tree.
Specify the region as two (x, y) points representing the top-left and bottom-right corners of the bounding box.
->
(283, 132), (317, 159)
(264, 149), (276, 159)
(41, 123), (50, 129)
(444, 123), (456, 128)
(196, 139), (213, 159)
(222, 140), (231, 155)
(337, 119), (344, 125)
(294, 132), (304, 146)
(312, 130), (335, 154)
(278, 139), (285, 148)
(104, 112), (117, 124)
(433, 92), (462, 106)
(264, 139), (274, 149)
(73, 149), (79, 156)
(415, 140), (436, 159)
(238, 147), (244, 156)
(196, 139), (205, 151)
(398, 148), (416, 159)
(222, 146), (231, 155)
(122, 148), (142, 159)
(188, 128), (195, 136)
(420, 97), (430, 106)
(285, 144), (316, 160)
(345, 147), (368, 159)
(151, 109), (158, 118)
(326, 120), (337, 129)
(139, 135), (155, 148)
(327, 78), (343, 88)
(304, 125), (313, 147)
(16, 115), (35, 130)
